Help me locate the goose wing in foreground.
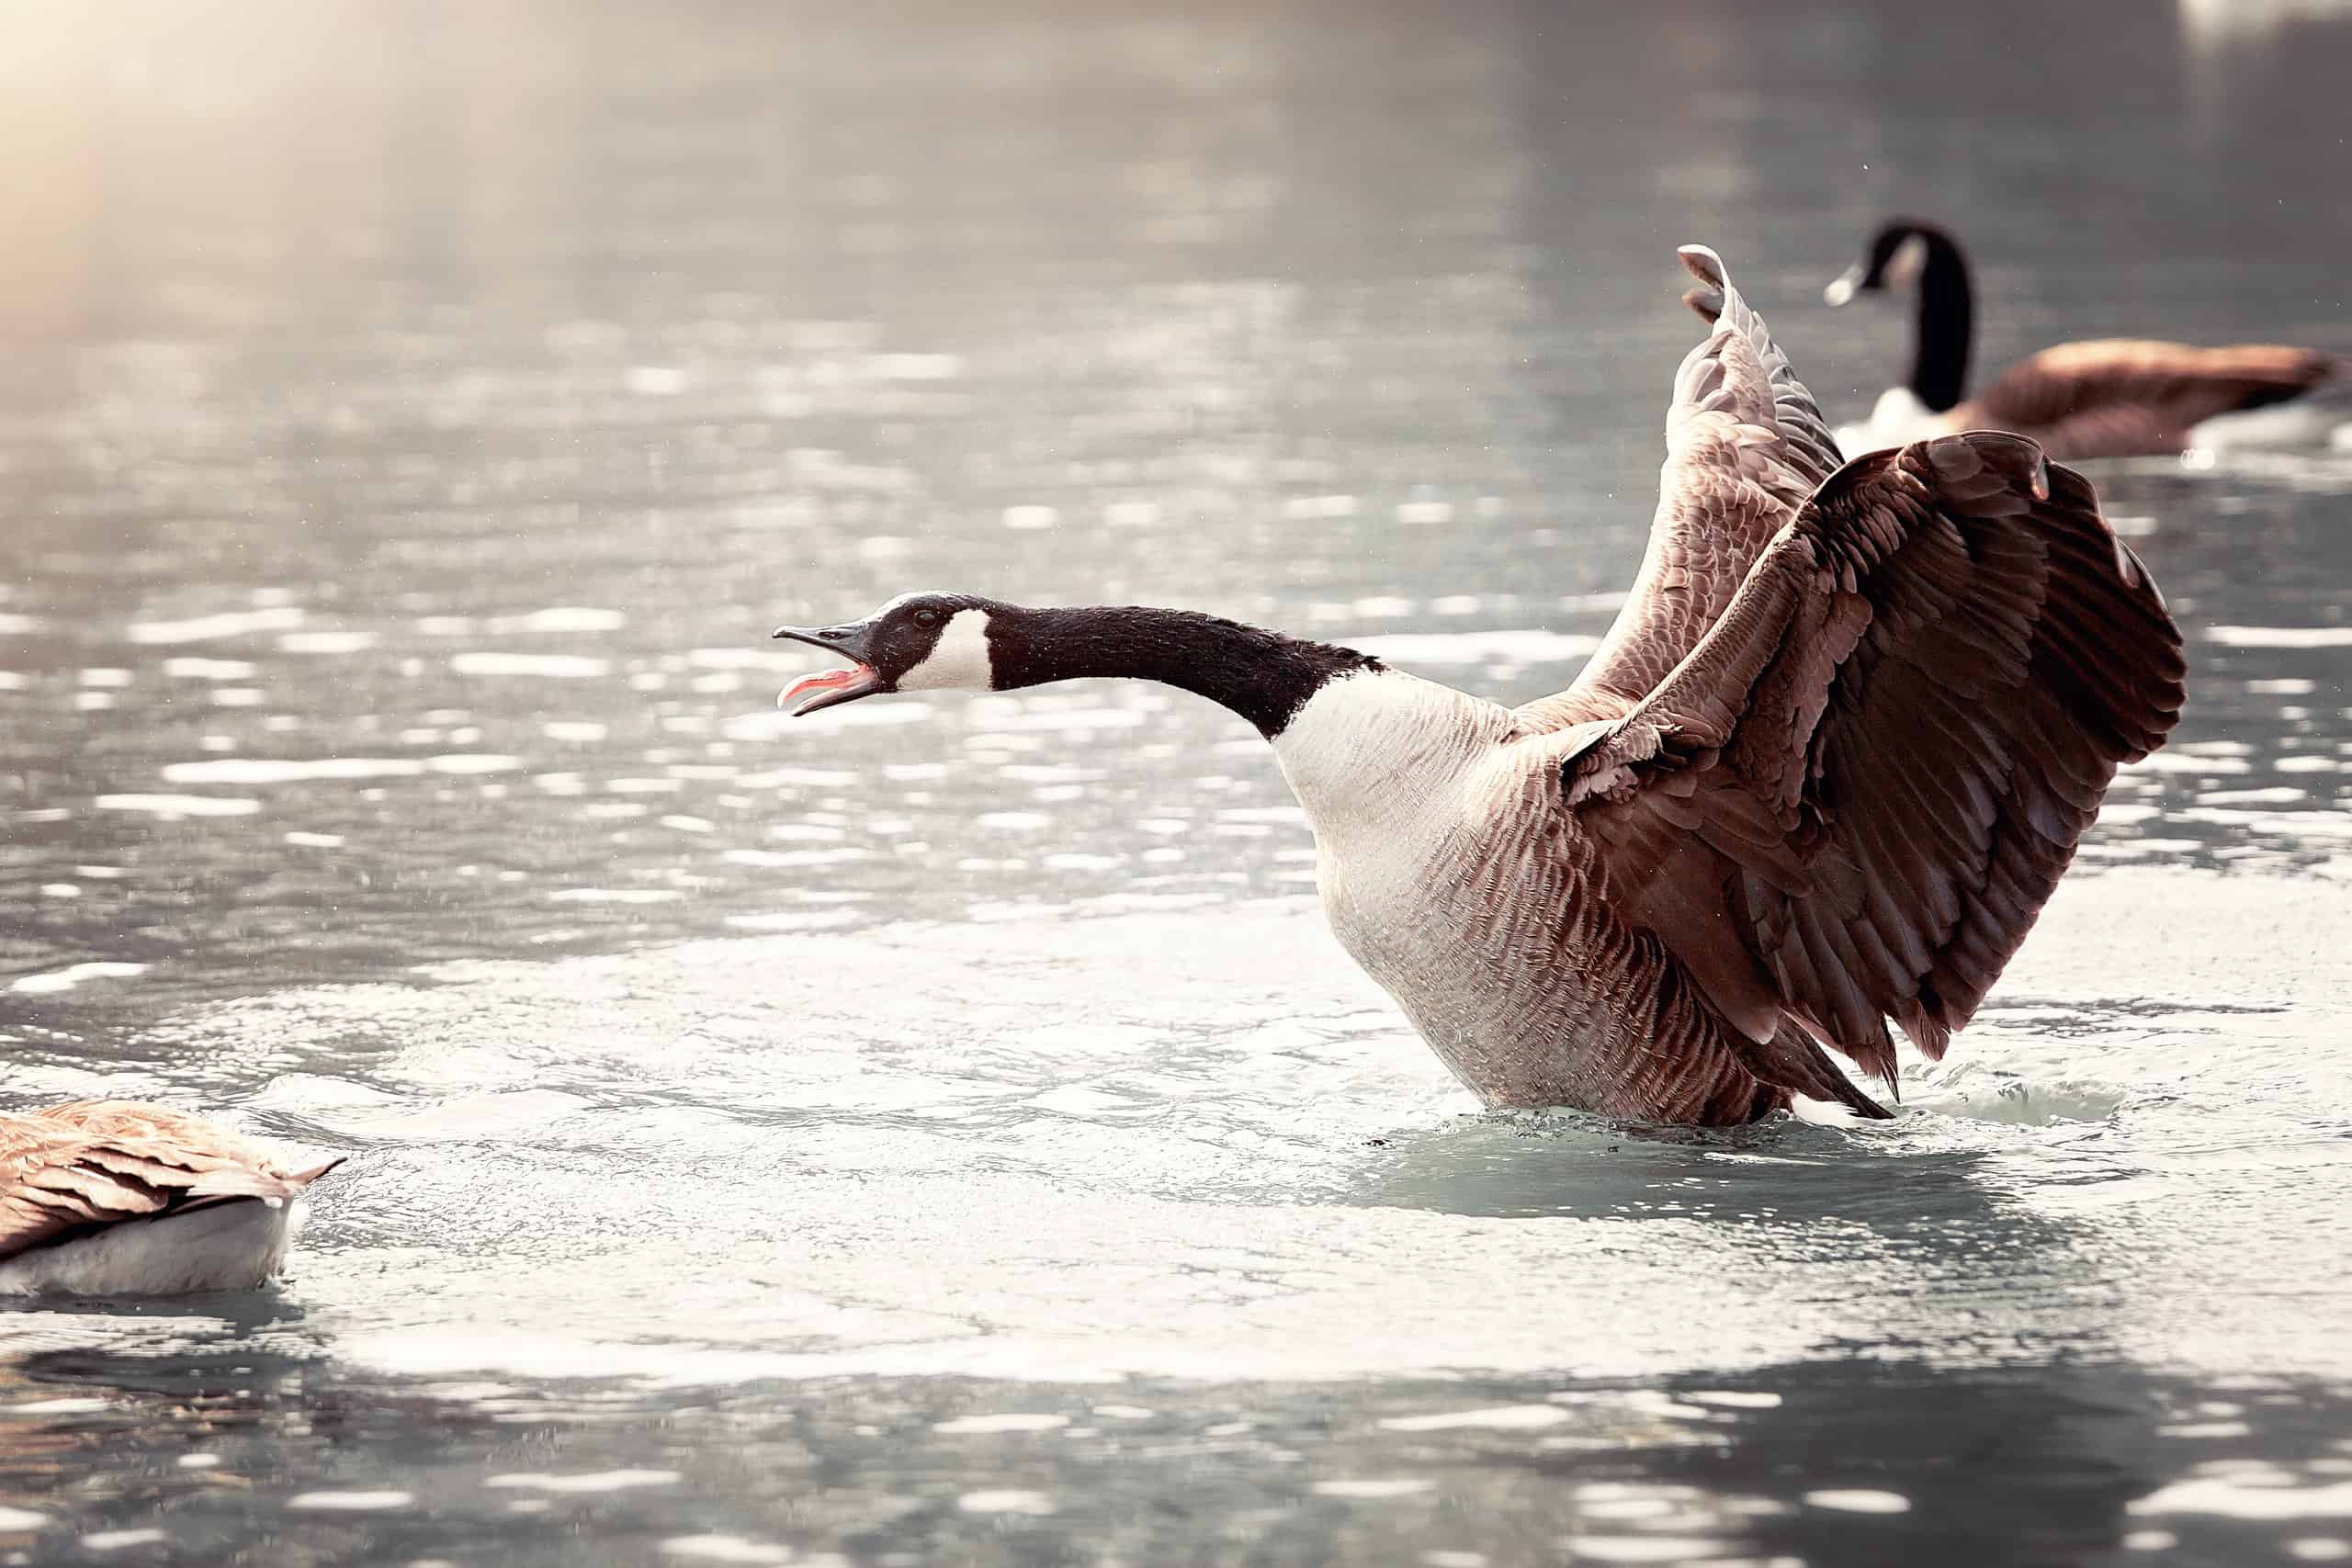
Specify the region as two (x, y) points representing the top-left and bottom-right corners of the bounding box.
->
(1564, 431), (2186, 1088)
(1524, 246), (1844, 733)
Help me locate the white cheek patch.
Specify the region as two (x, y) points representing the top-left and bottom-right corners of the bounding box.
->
(895, 610), (994, 692)
(1884, 232), (1929, 289)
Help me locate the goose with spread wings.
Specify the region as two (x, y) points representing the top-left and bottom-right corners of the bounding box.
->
(768, 246), (2186, 1126)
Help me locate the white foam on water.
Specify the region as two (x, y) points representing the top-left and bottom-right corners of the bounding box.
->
(2130, 1477), (2352, 1519)
(486, 1470), (682, 1493)
(2206, 626), (2352, 648)
(9, 963), (149, 995)
(956, 1490), (1057, 1516)
(1314, 1478), (1435, 1499)
(1559, 1538), (1734, 1562)
(451, 652), (613, 678)
(36, 867), (2349, 1399)
(933, 1413), (1069, 1434)
(164, 758), (424, 784)
(81, 1529), (167, 1551)
(1380, 1406), (1571, 1432)
(128, 607), (306, 644)
(659, 1537), (792, 1564)
(726, 703), (935, 739)
(279, 631), (377, 654)
(493, 607), (627, 634)
(1803, 1490), (1910, 1514)
(6, 1397), (109, 1414)
(94, 795), (262, 817)
(285, 1491), (413, 1512)
(546, 888), (684, 904)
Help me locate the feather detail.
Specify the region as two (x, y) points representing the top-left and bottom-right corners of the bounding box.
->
(0, 1102), (342, 1290)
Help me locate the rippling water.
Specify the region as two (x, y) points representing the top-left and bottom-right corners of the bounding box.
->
(3, 1), (2352, 1562)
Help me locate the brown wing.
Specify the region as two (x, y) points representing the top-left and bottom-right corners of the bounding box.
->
(1565, 431), (2184, 1087)
(1969, 340), (2346, 458)
(0, 1101), (339, 1261)
(1519, 245), (1845, 734)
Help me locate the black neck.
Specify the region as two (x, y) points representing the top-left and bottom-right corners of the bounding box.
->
(983, 604), (1379, 739)
(1903, 226), (1973, 412)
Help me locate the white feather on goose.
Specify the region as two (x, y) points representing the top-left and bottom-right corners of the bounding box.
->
(772, 246), (2186, 1125)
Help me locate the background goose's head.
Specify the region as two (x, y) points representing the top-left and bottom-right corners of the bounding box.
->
(1822, 218), (1947, 306)
(773, 592), (1001, 715)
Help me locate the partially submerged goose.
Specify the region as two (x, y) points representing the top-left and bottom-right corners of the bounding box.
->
(774, 246), (2186, 1126)
(1827, 219), (2348, 458)
(0, 1101), (338, 1294)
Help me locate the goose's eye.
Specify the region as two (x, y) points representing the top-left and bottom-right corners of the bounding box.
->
(911, 607), (944, 629)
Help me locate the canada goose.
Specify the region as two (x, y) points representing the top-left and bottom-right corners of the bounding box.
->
(1826, 219), (2348, 459)
(0, 1101), (339, 1294)
(773, 246), (2185, 1127)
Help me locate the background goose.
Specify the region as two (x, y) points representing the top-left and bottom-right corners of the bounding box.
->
(0, 1101), (338, 1294)
(1826, 218), (2349, 458)
(772, 246), (2186, 1127)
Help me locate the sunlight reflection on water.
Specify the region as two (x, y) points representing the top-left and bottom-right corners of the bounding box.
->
(2, 0), (2351, 1562)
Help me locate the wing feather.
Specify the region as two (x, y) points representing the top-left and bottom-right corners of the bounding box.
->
(1568, 430), (2184, 1084)
(1971, 340), (2346, 457)
(0, 1101), (336, 1261)
(1521, 246), (1844, 733)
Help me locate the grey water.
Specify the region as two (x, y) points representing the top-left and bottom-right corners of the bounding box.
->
(2, 1), (2351, 1562)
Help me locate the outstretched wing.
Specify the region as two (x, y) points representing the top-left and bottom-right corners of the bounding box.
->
(1565, 431), (2184, 1084)
(1521, 245), (1844, 734)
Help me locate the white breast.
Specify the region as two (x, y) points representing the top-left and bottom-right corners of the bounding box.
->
(1835, 386), (1948, 457)
(1271, 670), (1601, 1100)
(1270, 670), (1501, 839)
(1270, 668), (1523, 961)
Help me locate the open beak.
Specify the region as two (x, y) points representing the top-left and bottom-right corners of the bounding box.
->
(771, 621), (890, 716)
(1822, 264), (1866, 308)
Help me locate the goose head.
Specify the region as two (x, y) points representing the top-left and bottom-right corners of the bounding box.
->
(1822, 219), (1946, 307)
(773, 592), (1000, 715)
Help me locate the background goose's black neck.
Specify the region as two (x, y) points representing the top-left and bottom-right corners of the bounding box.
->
(1903, 225), (1973, 412)
(984, 604), (1379, 738)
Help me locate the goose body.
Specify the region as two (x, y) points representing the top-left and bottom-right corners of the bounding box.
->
(1270, 671), (1807, 1121)
(773, 246), (2186, 1127)
(0, 1101), (338, 1295)
(1828, 220), (2349, 459)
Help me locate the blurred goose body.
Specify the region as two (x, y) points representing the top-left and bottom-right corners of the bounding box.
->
(1828, 219), (2349, 459)
(0, 1101), (339, 1295)
(771, 247), (2185, 1127)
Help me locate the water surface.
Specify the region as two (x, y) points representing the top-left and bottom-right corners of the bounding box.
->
(4, 2), (2352, 1562)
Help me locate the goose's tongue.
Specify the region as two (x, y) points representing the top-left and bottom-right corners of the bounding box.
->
(782, 666), (861, 701)
(777, 662), (884, 716)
